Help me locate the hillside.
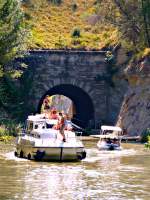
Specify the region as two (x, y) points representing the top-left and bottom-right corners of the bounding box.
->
(23, 0), (118, 50)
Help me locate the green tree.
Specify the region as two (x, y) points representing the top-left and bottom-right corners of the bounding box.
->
(96, 0), (150, 52)
(0, 0), (29, 121)
(0, 0), (29, 76)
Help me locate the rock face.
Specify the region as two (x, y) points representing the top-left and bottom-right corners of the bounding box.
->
(116, 56), (150, 136)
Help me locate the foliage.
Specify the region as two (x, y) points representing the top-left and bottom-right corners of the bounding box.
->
(143, 48), (150, 57)
(0, 125), (9, 136)
(144, 135), (150, 149)
(94, 51), (118, 87)
(96, 0), (150, 52)
(23, 0), (118, 50)
(141, 128), (150, 143)
(0, 121), (21, 141)
(71, 3), (78, 12)
(0, 0), (29, 76)
(72, 28), (81, 38)
(0, 0), (30, 123)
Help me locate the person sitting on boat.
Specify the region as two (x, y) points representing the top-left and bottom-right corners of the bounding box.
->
(106, 138), (112, 144)
(64, 113), (73, 131)
(113, 138), (120, 146)
(50, 109), (58, 119)
(58, 112), (66, 142)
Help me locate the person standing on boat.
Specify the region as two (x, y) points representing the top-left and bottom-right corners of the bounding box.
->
(43, 95), (50, 112)
(58, 112), (66, 142)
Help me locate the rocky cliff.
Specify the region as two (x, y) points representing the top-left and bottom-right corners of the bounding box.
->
(116, 56), (150, 136)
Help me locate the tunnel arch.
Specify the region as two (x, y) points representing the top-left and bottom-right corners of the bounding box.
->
(38, 84), (95, 127)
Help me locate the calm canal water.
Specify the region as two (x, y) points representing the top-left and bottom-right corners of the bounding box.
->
(0, 141), (149, 200)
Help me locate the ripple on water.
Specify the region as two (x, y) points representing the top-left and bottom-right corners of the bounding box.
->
(83, 148), (137, 163)
(0, 143), (149, 200)
(1, 151), (28, 162)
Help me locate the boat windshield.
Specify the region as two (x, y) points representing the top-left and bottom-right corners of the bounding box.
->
(101, 126), (122, 134)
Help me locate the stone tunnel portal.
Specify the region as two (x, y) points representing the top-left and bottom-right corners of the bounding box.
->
(38, 84), (95, 128)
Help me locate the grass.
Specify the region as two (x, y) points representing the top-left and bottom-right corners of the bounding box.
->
(0, 123), (22, 142)
(23, 0), (119, 50)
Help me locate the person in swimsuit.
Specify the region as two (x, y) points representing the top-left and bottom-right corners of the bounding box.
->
(58, 112), (66, 142)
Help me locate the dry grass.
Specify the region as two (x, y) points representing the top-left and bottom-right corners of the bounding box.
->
(23, 0), (118, 50)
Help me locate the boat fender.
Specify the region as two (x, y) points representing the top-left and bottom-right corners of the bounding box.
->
(82, 151), (86, 159)
(77, 154), (83, 160)
(20, 150), (24, 158)
(77, 151), (86, 160)
(14, 151), (18, 157)
(109, 145), (114, 151)
(27, 153), (31, 160)
(34, 150), (45, 161)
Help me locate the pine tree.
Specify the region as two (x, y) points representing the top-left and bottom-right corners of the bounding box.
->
(0, 0), (29, 76)
(0, 0), (29, 121)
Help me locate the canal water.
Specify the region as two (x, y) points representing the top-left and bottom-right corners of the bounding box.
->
(0, 141), (149, 200)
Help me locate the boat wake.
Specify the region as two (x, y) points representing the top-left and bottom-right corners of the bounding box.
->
(1, 151), (28, 162)
(83, 148), (137, 163)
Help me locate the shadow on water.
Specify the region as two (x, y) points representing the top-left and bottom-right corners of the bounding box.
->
(0, 141), (150, 200)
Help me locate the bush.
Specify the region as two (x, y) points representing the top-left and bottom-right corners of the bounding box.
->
(72, 3), (78, 12)
(0, 126), (9, 137)
(0, 122), (22, 137)
(141, 128), (150, 143)
(145, 136), (150, 149)
(71, 28), (81, 38)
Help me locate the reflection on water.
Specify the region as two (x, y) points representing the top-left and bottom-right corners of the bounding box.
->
(0, 142), (150, 200)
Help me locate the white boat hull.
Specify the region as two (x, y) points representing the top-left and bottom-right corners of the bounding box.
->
(97, 143), (122, 151)
(15, 136), (86, 161)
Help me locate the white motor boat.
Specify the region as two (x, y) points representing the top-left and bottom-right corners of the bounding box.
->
(15, 114), (86, 161)
(97, 125), (123, 151)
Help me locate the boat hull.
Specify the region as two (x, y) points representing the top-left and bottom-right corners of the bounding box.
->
(15, 138), (86, 161)
(97, 143), (122, 151)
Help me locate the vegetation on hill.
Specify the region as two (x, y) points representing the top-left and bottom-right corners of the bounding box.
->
(22, 0), (119, 50)
(96, 0), (150, 55)
(22, 0), (150, 54)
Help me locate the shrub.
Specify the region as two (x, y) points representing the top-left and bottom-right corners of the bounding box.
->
(0, 126), (9, 137)
(71, 28), (81, 38)
(145, 135), (150, 149)
(141, 128), (150, 143)
(0, 121), (22, 137)
(71, 3), (78, 12)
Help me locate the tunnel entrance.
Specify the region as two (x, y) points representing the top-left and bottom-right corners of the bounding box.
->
(38, 84), (95, 128)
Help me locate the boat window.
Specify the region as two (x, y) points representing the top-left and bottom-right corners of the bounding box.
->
(35, 124), (38, 129)
(34, 122), (46, 129)
(27, 122), (33, 132)
(46, 123), (53, 128)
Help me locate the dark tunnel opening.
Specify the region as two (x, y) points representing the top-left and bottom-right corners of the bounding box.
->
(38, 84), (95, 128)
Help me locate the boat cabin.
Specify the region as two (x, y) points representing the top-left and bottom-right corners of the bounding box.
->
(99, 126), (123, 144)
(97, 125), (123, 150)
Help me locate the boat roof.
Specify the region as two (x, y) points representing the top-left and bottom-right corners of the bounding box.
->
(101, 125), (122, 132)
(99, 134), (121, 139)
(27, 115), (58, 124)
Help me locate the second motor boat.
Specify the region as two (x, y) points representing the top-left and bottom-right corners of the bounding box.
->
(97, 125), (123, 151)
